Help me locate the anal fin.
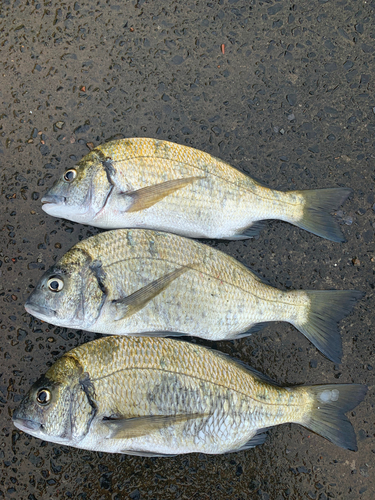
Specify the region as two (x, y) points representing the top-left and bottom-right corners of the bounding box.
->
(228, 221), (266, 240)
(224, 431), (269, 454)
(229, 322), (272, 339)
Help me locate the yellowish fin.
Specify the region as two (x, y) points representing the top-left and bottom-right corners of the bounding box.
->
(112, 266), (190, 320)
(299, 384), (367, 451)
(103, 413), (207, 439)
(123, 177), (204, 213)
(293, 290), (364, 364)
(293, 187), (352, 242)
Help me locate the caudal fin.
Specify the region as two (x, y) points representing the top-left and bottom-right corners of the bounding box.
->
(300, 384), (367, 450)
(293, 290), (364, 363)
(293, 187), (352, 242)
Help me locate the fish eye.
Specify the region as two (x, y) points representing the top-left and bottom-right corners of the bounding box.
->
(63, 169), (77, 182)
(47, 277), (64, 292)
(36, 388), (51, 405)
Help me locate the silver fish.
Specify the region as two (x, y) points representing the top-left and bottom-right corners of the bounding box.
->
(24, 229), (363, 363)
(13, 337), (367, 455)
(41, 138), (351, 241)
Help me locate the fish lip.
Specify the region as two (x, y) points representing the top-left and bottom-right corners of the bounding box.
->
(41, 194), (66, 205)
(13, 416), (43, 433)
(24, 299), (57, 318)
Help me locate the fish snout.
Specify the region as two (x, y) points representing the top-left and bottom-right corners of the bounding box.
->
(13, 417), (42, 432)
(12, 407), (42, 432)
(41, 194), (66, 206)
(24, 297), (56, 319)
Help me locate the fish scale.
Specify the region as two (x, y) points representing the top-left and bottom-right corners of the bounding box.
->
(13, 337), (366, 455)
(25, 228), (363, 362)
(95, 139), (298, 233)
(41, 138), (352, 242)
(99, 138), (256, 189)
(61, 337), (307, 454)
(74, 229), (298, 303)
(71, 229), (308, 337)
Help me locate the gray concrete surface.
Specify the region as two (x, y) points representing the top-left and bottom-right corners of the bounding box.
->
(1, 0), (374, 498)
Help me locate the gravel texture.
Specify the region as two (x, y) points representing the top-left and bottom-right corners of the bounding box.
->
(0, 0), (374, 499)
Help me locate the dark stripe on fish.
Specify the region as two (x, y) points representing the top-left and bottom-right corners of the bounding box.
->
(94, 149), (116, 185)
(79, 371), (98, 434)
(65, 246), (93, 268)
(89, 260), (107, 295)
(87, 259), (108, 322)
(99, 184), (114, 215)
(91, 149), (116, 216)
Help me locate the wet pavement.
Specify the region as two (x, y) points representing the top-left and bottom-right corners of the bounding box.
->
(1, 0), (374, 498)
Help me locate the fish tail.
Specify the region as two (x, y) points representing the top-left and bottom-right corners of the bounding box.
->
(292, 290), (364, 363)
(292, 187), (352, 242)
(296, 384), (367, 450)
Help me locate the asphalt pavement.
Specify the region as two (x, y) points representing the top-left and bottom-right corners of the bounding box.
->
(0, 1), (374, 499)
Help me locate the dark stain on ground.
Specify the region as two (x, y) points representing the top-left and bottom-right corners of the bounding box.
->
(1, 0), (374, 499)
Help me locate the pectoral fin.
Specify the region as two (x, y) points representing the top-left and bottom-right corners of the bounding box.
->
(103, 413), (206, 440)
(122, 176), (204, 213)
(112, 266), (190, 320)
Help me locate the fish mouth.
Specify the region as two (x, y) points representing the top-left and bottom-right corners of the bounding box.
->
(41, 194), (66, 206)
(25, 299), (56, 319)
(13, 416), (43, 433)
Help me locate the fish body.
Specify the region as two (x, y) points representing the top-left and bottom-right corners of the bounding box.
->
(25, 229), (362, 363)
(41, 138), (351, 242)
(12, 337), (367, 454)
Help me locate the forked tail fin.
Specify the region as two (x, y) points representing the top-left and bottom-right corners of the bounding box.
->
(292, 290), (364, 363)
(292, 187), (352, 242)
(298, 384), (367, 451)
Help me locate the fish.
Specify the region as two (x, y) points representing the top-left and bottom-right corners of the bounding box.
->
(12, 336), (367, 455)
(24, 229), (363, 363)
(41, 137), (352, 242)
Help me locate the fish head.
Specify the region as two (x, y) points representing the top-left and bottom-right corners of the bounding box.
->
(13, 356), (84, 445)
(25, 248), (105, 329)
(41, 151), (111, 222)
